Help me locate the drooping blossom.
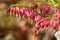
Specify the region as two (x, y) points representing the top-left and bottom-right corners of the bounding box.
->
(51, 22), (59, 30)
(31, 4), (38, 9)
(43, 6), (50, 13)
(40, 5), (50, 14)
(13, 7), (20, 17)
(40, 5), (44, 13)
(50, 20), (59, 30)
(33, 15), (42, 23)
(53, 9), (60, 14)
(44, 18), (51, 27)
(7, 7), (20, 16)
(19, 7), (26, 17)
(7, 7), (12, 16)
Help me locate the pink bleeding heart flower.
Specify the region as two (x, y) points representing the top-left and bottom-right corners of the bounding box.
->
(7, 7), (12, 16)
(43, 6), (50, 13)
(45, 21), (50, 27)
(33, 15), (42, 23)
(50, 21), (59, 30)
(40, 5), (44, 13)
(27, 11), (36, 18)
(40, 21), (45, 28)
(13, 7), (19, 16)
(52, 23), (58, 30)
(42, 20), (47, 27)
(54, 15), (60, 22)
(40, 5), (50, 14)
(7, 7), (15, 16)
(24, 9), (31, 18)
(35, 25), (40, 31)
(57, 15), (60, 21)
(11, 8), (15, 13)
(7, 7), (11, 13)
(30, 12), (37, 19)
(44, 19), (50, 27)
(53, 9), (60, 14)
(19, 7), (26, 17)
(13, 7), (19, 13)
(31, 4), (38, 9)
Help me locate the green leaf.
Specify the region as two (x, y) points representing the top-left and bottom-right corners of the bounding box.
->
(48, 0), (56, 6)
(27, 3), (33, 7)
(36, 1), (41, 7)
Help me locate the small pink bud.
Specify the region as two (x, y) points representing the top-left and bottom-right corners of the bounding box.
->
(40, 5), (44, 12)
(53, 9), (60, 14)
(31, 4), (38, 9)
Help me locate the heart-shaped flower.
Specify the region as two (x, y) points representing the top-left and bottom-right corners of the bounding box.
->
(43, 6), (50, 13)
(40, 5), (44, 13)
(31, 4), (38, 9)
(33, 15), (42, 23)
(19, 7), (26, 17)
(40, 5), (50, 14)
(44, 19), (50, 27)
(7, 7), (15, 16)
(40, 21), (45, 28)
(57, 15), (60, 21)
(53, 9), (60, 14)
(13, 7), (20, 16)
(50, 21), (59, 30)
(7, 7), (11, 13)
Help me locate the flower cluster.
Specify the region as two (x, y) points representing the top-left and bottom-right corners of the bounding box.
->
(7, 7), (42, 23)
(40, 5), (50, 14)
(34, 18), (51, 33)
(34, 13), (60, 34)
(7, 4), (60, 34)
